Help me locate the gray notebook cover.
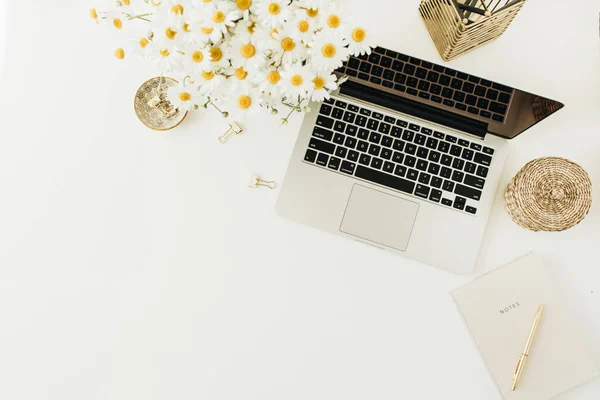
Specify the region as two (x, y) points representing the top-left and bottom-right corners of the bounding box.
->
(452, 253), (599, 400)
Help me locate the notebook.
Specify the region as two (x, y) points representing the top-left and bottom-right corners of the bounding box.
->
(452, 253), (599, 400)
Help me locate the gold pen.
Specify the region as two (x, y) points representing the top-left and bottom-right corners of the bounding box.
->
(512, 304), (544, 391)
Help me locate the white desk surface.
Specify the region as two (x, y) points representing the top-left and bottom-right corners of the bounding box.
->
(0, 1), (599, 399)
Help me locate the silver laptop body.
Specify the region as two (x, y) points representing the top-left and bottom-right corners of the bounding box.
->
(276, 47), (563, 274)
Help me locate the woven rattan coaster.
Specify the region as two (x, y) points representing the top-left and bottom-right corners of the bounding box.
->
(505, 157), (592, 232)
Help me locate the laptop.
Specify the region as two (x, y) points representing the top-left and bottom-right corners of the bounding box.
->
(276, 46), (563, 274)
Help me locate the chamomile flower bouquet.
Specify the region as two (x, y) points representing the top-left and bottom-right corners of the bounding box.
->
(90, 0), (372, 123)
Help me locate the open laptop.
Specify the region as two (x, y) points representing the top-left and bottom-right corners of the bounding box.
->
(276, 46), (563, 274)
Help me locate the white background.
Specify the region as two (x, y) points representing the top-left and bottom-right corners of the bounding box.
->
(0, 1), (599, 399)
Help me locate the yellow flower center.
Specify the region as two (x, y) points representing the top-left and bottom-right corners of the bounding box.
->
(210, 47), (222, 61)
(179, 92), (191, 102)
(247, 22), (256, 34)
(170, 4), (184, 14)
(183, 23), (191, 32)
(306, 8), (318, 18)
(235, 67), (248, 80)
(202, 0), (212, 3)
(201, 27), (214, 34)
(236, 0), (252, 10)
(123, 0), (130, 5)
(212, 11), (225, 23)
(281, 37), (295, 52)
(298, 20), (309, 32)
(241, 44), (256, 58)
(114, 48), (125, 59)
(291, 74), (303, 87)
(139, 38), (149, 48)
(150, 0), (160, 5)
(165, 27), (177, 40)
(313, 77), (326, 90)
(202, 70), (215, 80)
(270, 28), (278, 38)
(238, 95), (252, 109)
(89, 8), (98, 20)
(192, 50), (204, 62)
(160, 49), (170, 57)
(267, 71), (280, 84)
(113, 18), (123, 29)
(352, 28), (366, 42)
(268, 2), (280, 15)
(322, 44), (336, 58)
(327, 15), (340, 28)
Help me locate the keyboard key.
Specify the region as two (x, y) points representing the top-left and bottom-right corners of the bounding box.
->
(452, 158), (465, 170)
(367, 119), (379, 130)
(492, 82), (513, 93)
(370, 77), (382, 85)
(483, 147), (495, 155)
(358, 72), (369, 81)
(316, 152), (329, 166)
(368, 144), (381, 156)
(417, 147), (429, 160)
(378, 122), (391, 134)
(433, 64), (445, 73)
(486, 89), (499, 101)
(392, 60), (405, 72)
(334, 121), (346, 133)
(333, 133), (345, 145)
(466, 206), (477, 214)
(467, 107), (479, 115)
(381, 148), (392, 160)
(474, 152), (492, 166)
(455, 184), (482, 201)
(357, 140), (369, 152)
(480, 79), (492, 87)
(445, 135), (457, 143)
(335, 100), (347, 109)
(431, 176), (442, 188)
(453, 198), (465, 211)
(450, 145), (462, 156)
(438, 142), (450, 153)
(433, 131), (445, 139)
(332, 108), (344, 119)
(360, 108), (371, 116)
(405, 144), (417, 155)
(415, 134), (426, 146)
(429, 189), (442, 202)
(395, 164), (407, 177)
(355, 166), (415, 194)
(395, 73), (407, 84)
(441, 198), (453, 206)
(391, 126), (403, 138)
(309, 138), (335, 154)
(443, 99), (455, 108)
(440, 155), (452, 166)
(418, 80), (430, 91)
(409, 123), (421, 131)
(371, 157), (383, 170)
(432, 95), (443, 103)
(453, 91), (466, 102)
(499, 92), (511, 104)
(451, 78), (462, 90)
(474, 85), (487, 97)
(445, 68), (457, 77)
(404, 64), (416, 75)
(393, 139), (405, 151)
(335, 147), (347, 158)
(320, 103), (332, 116)
(340, 161), (356, 175)
(402, 130), (415, 142)
(407, 169), (419, 180)
(407, 77), (418, 88)
(457, 72), (468, 80)
(384, 115), (396, 124)
(464, 174), (485, 189)
(415, 184), (430, 199)
(480, 110), (492, 118)
(369, 132), (381, 144)
(368, 53), (381, 64)
(418, 92), (431, 100)
(313, 127), (333, 141)
(372, 66), (383, 77)
(316, 116), (334, 129)
(492, 114), (505, 123)
(358, 128), (369, 140)
(462, 82), (475, 94)
(347, 58), (360, 69)
(428, 163), (440, 175)
(381, 136), (393, 148)
(304, 149), (317, 163)
(464, 162), (476, 174)
(392, 152), (404, 164)
(347, 150), (359, 162)
(443, 180), (455, 192)
(396, 120), (408, 128)
(426, 137), (438, 149)
(359, 61), (371, 73)
(470, 143), (482, 151)
(418, 172), (431, 185)
(476, 165), (489, 178)
(348, 104), (359, 112)
(451, 170), (464, 182)
(345, 125), (357, 136)
(355, 115), (367, 127)
(382, 80), (394, 88)
(427, 71), (440, 83)
(328, 157), (341, 170)
(359, 154), (371, 165)
(458, 139), (469, 147)
(381, 56), (392, 68)
(404, 156), (416, 167)
(439, 75), (452, 86)
(395, 84), (407, 92)
(455, 103), (467, 112)
(477, 98), (490, 109)
(343, 111), (356, 123)
(346, 69), (357, 77)
(490, 102), (507, 115)
(416, 159), (428, 171)
(462, 148), (474, 161)
(416, 67), (428, 79)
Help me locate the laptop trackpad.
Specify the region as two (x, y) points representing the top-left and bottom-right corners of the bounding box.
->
(340, 185), (419, 252)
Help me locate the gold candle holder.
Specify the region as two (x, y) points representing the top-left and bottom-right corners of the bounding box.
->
(134, 76), (188, 131)
(419, 0), (527, 61)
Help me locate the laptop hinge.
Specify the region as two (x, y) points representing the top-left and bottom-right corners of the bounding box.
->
(339, 80), (488, 139)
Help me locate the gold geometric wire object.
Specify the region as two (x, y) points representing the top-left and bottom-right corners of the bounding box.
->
(504, 157), (592, 232)
(134, 76), (188, 131)
(419, 0), (527, 61)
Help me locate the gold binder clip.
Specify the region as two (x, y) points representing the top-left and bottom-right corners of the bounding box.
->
(218, 121), (243, 143)
(248, 175), (276, 189)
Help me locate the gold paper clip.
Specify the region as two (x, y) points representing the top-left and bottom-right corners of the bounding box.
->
(218, 121), (243, 143)
(248, 175), (276, 189)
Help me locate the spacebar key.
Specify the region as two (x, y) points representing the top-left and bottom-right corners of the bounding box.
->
(355, 166), (415, 195)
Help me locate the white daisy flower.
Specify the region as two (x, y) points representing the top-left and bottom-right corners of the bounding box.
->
(299, 3), (321, 20)
(102, 9), (127, 30)
(319, 3), (348, 33)
(279, 63), (315, 98)
(231, 18), (258, 43)
(269, 29), (307, 65)
(181, 8), (210, 45)
(124, 34), (153, 58)
(309, 30), (349, 72)
(197, 69), (227, 94)
(226, 86), (262, 119)
(167, 80), (205, 111)
(255, 66), (283, 97)
(227, 37), (266, 70)
(181, 43), (212, 74)
(207, 45), (230, 70)
(225, 66), (255, 94)
(205, 1), (241, 42)
(346, 21), (372, 57)
(254, 0), (292, 29)
(148, 43), (183, 72)
(299, 0), (330, 12)
(152, 18), (186, 52)
(287, 11), (316, 44)
(310, 72), (338, 102)
(233, 0), (255, 21)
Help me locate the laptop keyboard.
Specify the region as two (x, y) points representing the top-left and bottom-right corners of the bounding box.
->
(338, 47), (513, 123)
(303, 97), (496, 215)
